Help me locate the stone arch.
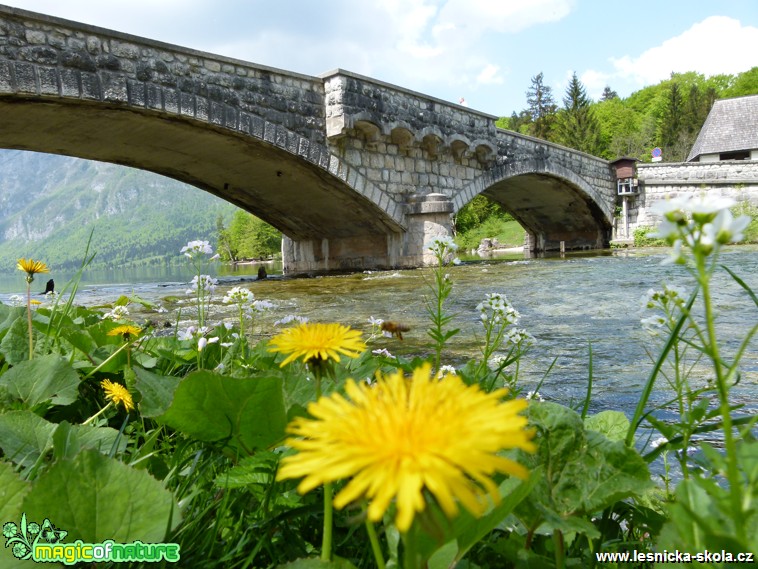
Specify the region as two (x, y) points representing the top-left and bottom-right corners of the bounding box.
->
(0, 95), (405, 240)
(388, 122), (414, 148)
(447, 134), (471, 160)
(470, 139), (497, 165)
(418, 126), (444, 158)
(453, 159), (613, 251)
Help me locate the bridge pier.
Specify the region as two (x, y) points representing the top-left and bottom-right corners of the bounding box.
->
(524, 228), (609, 254)
(281, 193), (454, 275)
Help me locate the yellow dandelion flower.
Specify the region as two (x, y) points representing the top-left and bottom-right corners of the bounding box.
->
(100, 379), (135, 412)
(17, 258), (49, 282)
(277, 363), (535, 532)
(107, 324), (142, 340)
(268, 322), (366, 367)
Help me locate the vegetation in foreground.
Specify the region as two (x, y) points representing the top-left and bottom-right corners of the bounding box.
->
(1, 197), (756, 568)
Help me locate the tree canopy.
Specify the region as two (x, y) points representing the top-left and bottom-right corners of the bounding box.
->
(498, 67), (758, 162)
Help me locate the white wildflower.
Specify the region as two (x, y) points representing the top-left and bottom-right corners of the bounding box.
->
(186, 275), (218, 295)
(8, 294), (24, 307)
(177, 326), (196, 341)
(222, 286), (254, 304)
(525, 390), (544, 402)
(437, 364), (457, 377)
(181, 240), (213, 258)
(251, 299), (275, 312)
(274, 314), (309, 326)
(505, 328), (535, 347)
(102, 305), (130, 321)
(372, 348), (394, 358)
(487, 354), (508, 370)
(197, 336), (219, 351)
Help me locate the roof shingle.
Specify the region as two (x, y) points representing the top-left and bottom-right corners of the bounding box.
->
(687, 94), (758, 162)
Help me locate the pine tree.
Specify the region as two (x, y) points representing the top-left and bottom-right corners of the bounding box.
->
(554, 72), (601, 154)
(600, 86), (618, 101)
(526, 72), (557, 140)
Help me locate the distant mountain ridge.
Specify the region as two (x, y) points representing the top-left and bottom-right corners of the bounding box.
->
(0, 150), (236, 271)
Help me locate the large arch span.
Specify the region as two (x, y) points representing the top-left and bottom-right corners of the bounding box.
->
(453, 160), (613, 251)
(0, 97), (404, 242)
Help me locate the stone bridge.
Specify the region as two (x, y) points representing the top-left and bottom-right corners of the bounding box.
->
(0, 5), (616, 274)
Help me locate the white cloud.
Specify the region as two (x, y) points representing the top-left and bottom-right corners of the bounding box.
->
(608, 16), (758, 88)
(476, 64), (503, 85)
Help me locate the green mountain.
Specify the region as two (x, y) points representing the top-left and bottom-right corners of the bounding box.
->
(0, 150), (237, 271)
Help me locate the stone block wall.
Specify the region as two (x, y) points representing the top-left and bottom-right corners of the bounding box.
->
(617, 161), (758, 237)
(0, 5), (326, 143)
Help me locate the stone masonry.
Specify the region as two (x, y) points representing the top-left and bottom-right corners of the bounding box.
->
(615, 161), (758, 239)
(0, 5), (617, 274)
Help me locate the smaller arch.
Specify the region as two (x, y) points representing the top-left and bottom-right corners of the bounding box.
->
(417, 126), (444, 159)
(389, 121), (414, 148)
(447, 134), (471, 160)
(470, 139), (496, 165)
(354, 119), (382, 143)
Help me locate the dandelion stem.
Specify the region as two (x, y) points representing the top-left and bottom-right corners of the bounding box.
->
(402, 522), (418, 569)
(25, 280), (34, 360)
(365, 516), (386, 569)
(83, 401), (113, 425)
(321, 482), (333, 562)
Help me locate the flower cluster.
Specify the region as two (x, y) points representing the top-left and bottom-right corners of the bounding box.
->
(180, 240), (214, 259)
(648, 195), (750, 263)
(186, 274), (218, 296)
(274, 314), (309, 326)
(102, 305), (130, 321)
(505, 327), (536, 347)
(178, 325), (219, 351)
(426, 235), (461, 265)
(640, 285), (688, 336)
(222, 286), (254, 305)
(477, 293), (520, 326)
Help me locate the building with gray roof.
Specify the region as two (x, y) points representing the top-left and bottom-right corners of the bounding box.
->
(687, 94), (758, 162)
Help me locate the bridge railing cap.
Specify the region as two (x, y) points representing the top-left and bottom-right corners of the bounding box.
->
(319, 68), (499, 120)
(0, 4), (320, 83)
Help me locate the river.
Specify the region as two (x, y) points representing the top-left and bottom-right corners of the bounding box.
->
(2, 246), (756, 426)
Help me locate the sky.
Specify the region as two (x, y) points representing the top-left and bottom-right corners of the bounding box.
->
(2, 0), (757, 116)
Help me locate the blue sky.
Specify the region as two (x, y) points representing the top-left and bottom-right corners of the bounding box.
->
(3, 0), (758, 116)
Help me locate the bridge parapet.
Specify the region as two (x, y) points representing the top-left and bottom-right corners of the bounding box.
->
(0, 5), (326, 142)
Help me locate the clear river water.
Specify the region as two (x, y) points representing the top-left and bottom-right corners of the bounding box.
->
(2, 246), (756, 432)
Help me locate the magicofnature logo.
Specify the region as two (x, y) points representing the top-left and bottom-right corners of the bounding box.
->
(3, 513), (180, 565)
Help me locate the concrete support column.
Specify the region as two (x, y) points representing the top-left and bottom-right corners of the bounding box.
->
(281, 193), (455, 275)
(402, 193), (455, 266)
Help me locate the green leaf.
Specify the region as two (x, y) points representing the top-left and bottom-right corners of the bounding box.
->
(583, 410), (629, 442)
(22, 449), (181, 543)
(0, 460), (31, 522)
(159, 370), (287, 455)
(0, 355), (80, 408)
(0, 461), (32, 569)
(0, 411), (56, 467)
(52, 421), (127, 461)
(132, 366), (181, 418)
(515, 402), (652, 535)
(0, 317), (34, 365)
(0, 304), (24, 330)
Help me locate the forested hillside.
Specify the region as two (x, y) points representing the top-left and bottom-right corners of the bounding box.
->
(497, 67), (758, 161)
(0, 150), (237, 271)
